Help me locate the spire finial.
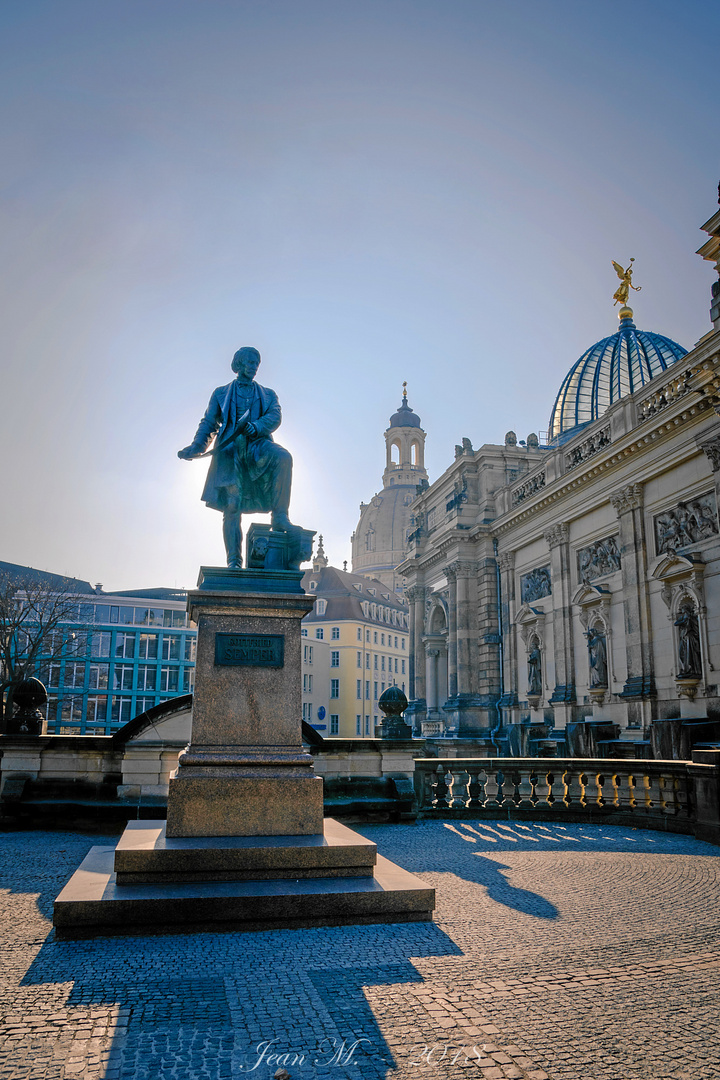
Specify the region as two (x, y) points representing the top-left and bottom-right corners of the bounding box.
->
(402, 381), (407, 400)
(312, 534), (328, 571)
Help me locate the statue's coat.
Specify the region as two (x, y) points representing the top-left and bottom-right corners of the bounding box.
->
(189, 381), (284, 513)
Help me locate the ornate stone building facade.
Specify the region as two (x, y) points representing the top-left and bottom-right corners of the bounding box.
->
(399, 199), (720, 750)
(351, 387), (428, 592)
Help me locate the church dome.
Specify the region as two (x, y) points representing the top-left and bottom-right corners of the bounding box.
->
(548, 310), (687, 443)
(389, 384), (421, 428)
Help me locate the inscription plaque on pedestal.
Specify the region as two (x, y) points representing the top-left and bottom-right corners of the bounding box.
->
(214, 632), (284, 668)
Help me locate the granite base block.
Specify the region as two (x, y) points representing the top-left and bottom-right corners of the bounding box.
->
(165, 774), (324, 837)
(53, 847), (435, 936)
(114, 818), (377, 883)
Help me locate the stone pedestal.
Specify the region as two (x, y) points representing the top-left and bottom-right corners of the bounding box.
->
(53, 563), (434, 936)
(166, 567), (322, 837)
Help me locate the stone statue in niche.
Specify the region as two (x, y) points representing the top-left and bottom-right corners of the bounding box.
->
(654, 493), (719, 556)
(527, 639), (542, 697)
(178, 347), (294, 569)
(586, 625), (608, 688)
(520, 566), (551, 604)
(577, 536), (621, 584)
(675, 602), (702, 678)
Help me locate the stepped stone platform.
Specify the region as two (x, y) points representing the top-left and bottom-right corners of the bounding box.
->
(53, 563), (434, 937)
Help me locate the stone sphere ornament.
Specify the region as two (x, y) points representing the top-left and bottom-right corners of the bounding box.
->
(378, 685), (412, 740)
(9, 677), (47, 736)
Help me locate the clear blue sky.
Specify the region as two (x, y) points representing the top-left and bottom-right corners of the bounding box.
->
(1, 0), (718, 588)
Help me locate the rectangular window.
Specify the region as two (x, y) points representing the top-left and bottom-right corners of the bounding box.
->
(357, 627), (362, 641)
(115, 632), (136, 659)
(331, 651), (340, 667)
(113, 664), (134, 691)
(402, 638), (406, 650)
(119, 606), (134, 625)
(303, 644), (313, 663)
(365, 715), (370, 736)
(138, 633), (158, 660)
(86, 695), (108, 723)
(302, 702), (312, 722)
(88, 663), (109, 690)
(381, 656), (385, 671)
(331, 627), (340, 640)
(182, 668), (195, 693)
(111, 696), (133, 724)
(137, 665), (156, 691)
(184, 636), (196, 662)
(366, 629), (371, 642)
(365, 680), (370, 700)
(330, 714), (339, 735)
(394, 636), (399, 649)
(330, 679), (339, 699)
(381, 682), (385, 694)
(356, 651), (362, 667)
(374, 654), (378, 670)
(373, 632), (378, 644)
(160, 667), (178, 693)
(315, 627), (324, 640)
(60, 694), (83, 728)
(381, 633), (385, 645)
(366, 654), (370, 669)
(135, 696), (156, 715)
(356, 715), (361, 735)
(373, 681), (378, 700)
(302, 628), (308, 637)
(65, 662), (86, 689)
(401, 659), (406, 674)
(110, 606), (119, 624)
(356, 679), (361, 699)
(172, 611), (187, 628)
(91, 632), (111, 657)
(161, 634), (181, 661)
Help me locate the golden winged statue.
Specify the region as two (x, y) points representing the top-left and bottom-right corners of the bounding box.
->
(612, 258), (641, 307)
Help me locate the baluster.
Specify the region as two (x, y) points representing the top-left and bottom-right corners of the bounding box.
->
(448, 768), (467, 809)
(612, 770), (636, 814)
(500, 768), (519, 808)
(539, 768), (555, 808)
(484, 766), (501, 808)
(588, 770), (604, 808)
(657, 771), (673, 816)
(432, 764), (450, 810)
(467, 766), (484, 809)
(417, 767), (433, 812)
(516, 767), (534, 808)
(674, 769), (692, 821)
(638, 772), (653, 816)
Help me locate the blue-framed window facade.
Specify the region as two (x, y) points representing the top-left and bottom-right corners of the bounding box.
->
(17, 598), (196, 735)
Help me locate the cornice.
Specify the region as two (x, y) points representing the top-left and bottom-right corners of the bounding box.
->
(495, 394), (715, 535)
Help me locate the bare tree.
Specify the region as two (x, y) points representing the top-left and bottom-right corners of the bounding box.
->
(0, 570), (90, 730)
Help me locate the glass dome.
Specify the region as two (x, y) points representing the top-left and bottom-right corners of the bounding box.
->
(548, 312), (687, 443)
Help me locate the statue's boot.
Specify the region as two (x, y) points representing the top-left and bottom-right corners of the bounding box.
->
(271, 511), (294, 532)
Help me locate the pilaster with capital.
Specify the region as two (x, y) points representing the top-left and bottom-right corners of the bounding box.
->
(446, 559), (477, 697)
(544, 522), (576, 713)
(699, 430), (720, 512)
(443, 563), (459, 698)
(496, 550), (518, 707)
(406, 584), (427, 703)
(610, 481), (655, 710)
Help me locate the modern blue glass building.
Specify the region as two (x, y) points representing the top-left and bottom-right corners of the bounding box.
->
(1, 563), (196, 735)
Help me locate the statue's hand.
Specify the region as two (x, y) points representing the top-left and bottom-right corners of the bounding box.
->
(177, 446), (196, 460)
(244, 421), (257, 437)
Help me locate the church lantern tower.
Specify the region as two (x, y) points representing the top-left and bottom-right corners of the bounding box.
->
(351, 384), (428, 591)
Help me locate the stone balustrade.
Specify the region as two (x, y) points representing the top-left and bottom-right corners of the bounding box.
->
(414, 756), (720, 844)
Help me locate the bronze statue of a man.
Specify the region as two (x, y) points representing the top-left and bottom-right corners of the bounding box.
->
(178, 347), (293, 568)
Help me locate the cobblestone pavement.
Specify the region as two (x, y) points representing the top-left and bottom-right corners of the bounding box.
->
(2, 821), (720, 1080)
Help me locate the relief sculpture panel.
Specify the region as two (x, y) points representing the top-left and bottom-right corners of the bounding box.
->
(520, 566), (551, 603)
(577, 536), (621, 584)
(654, 492), (719, 555)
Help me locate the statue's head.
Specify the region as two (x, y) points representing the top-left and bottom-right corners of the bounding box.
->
(232, 346), (261, 379)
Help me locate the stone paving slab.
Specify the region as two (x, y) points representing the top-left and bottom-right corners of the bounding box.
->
(1, 820), (719, 1079)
